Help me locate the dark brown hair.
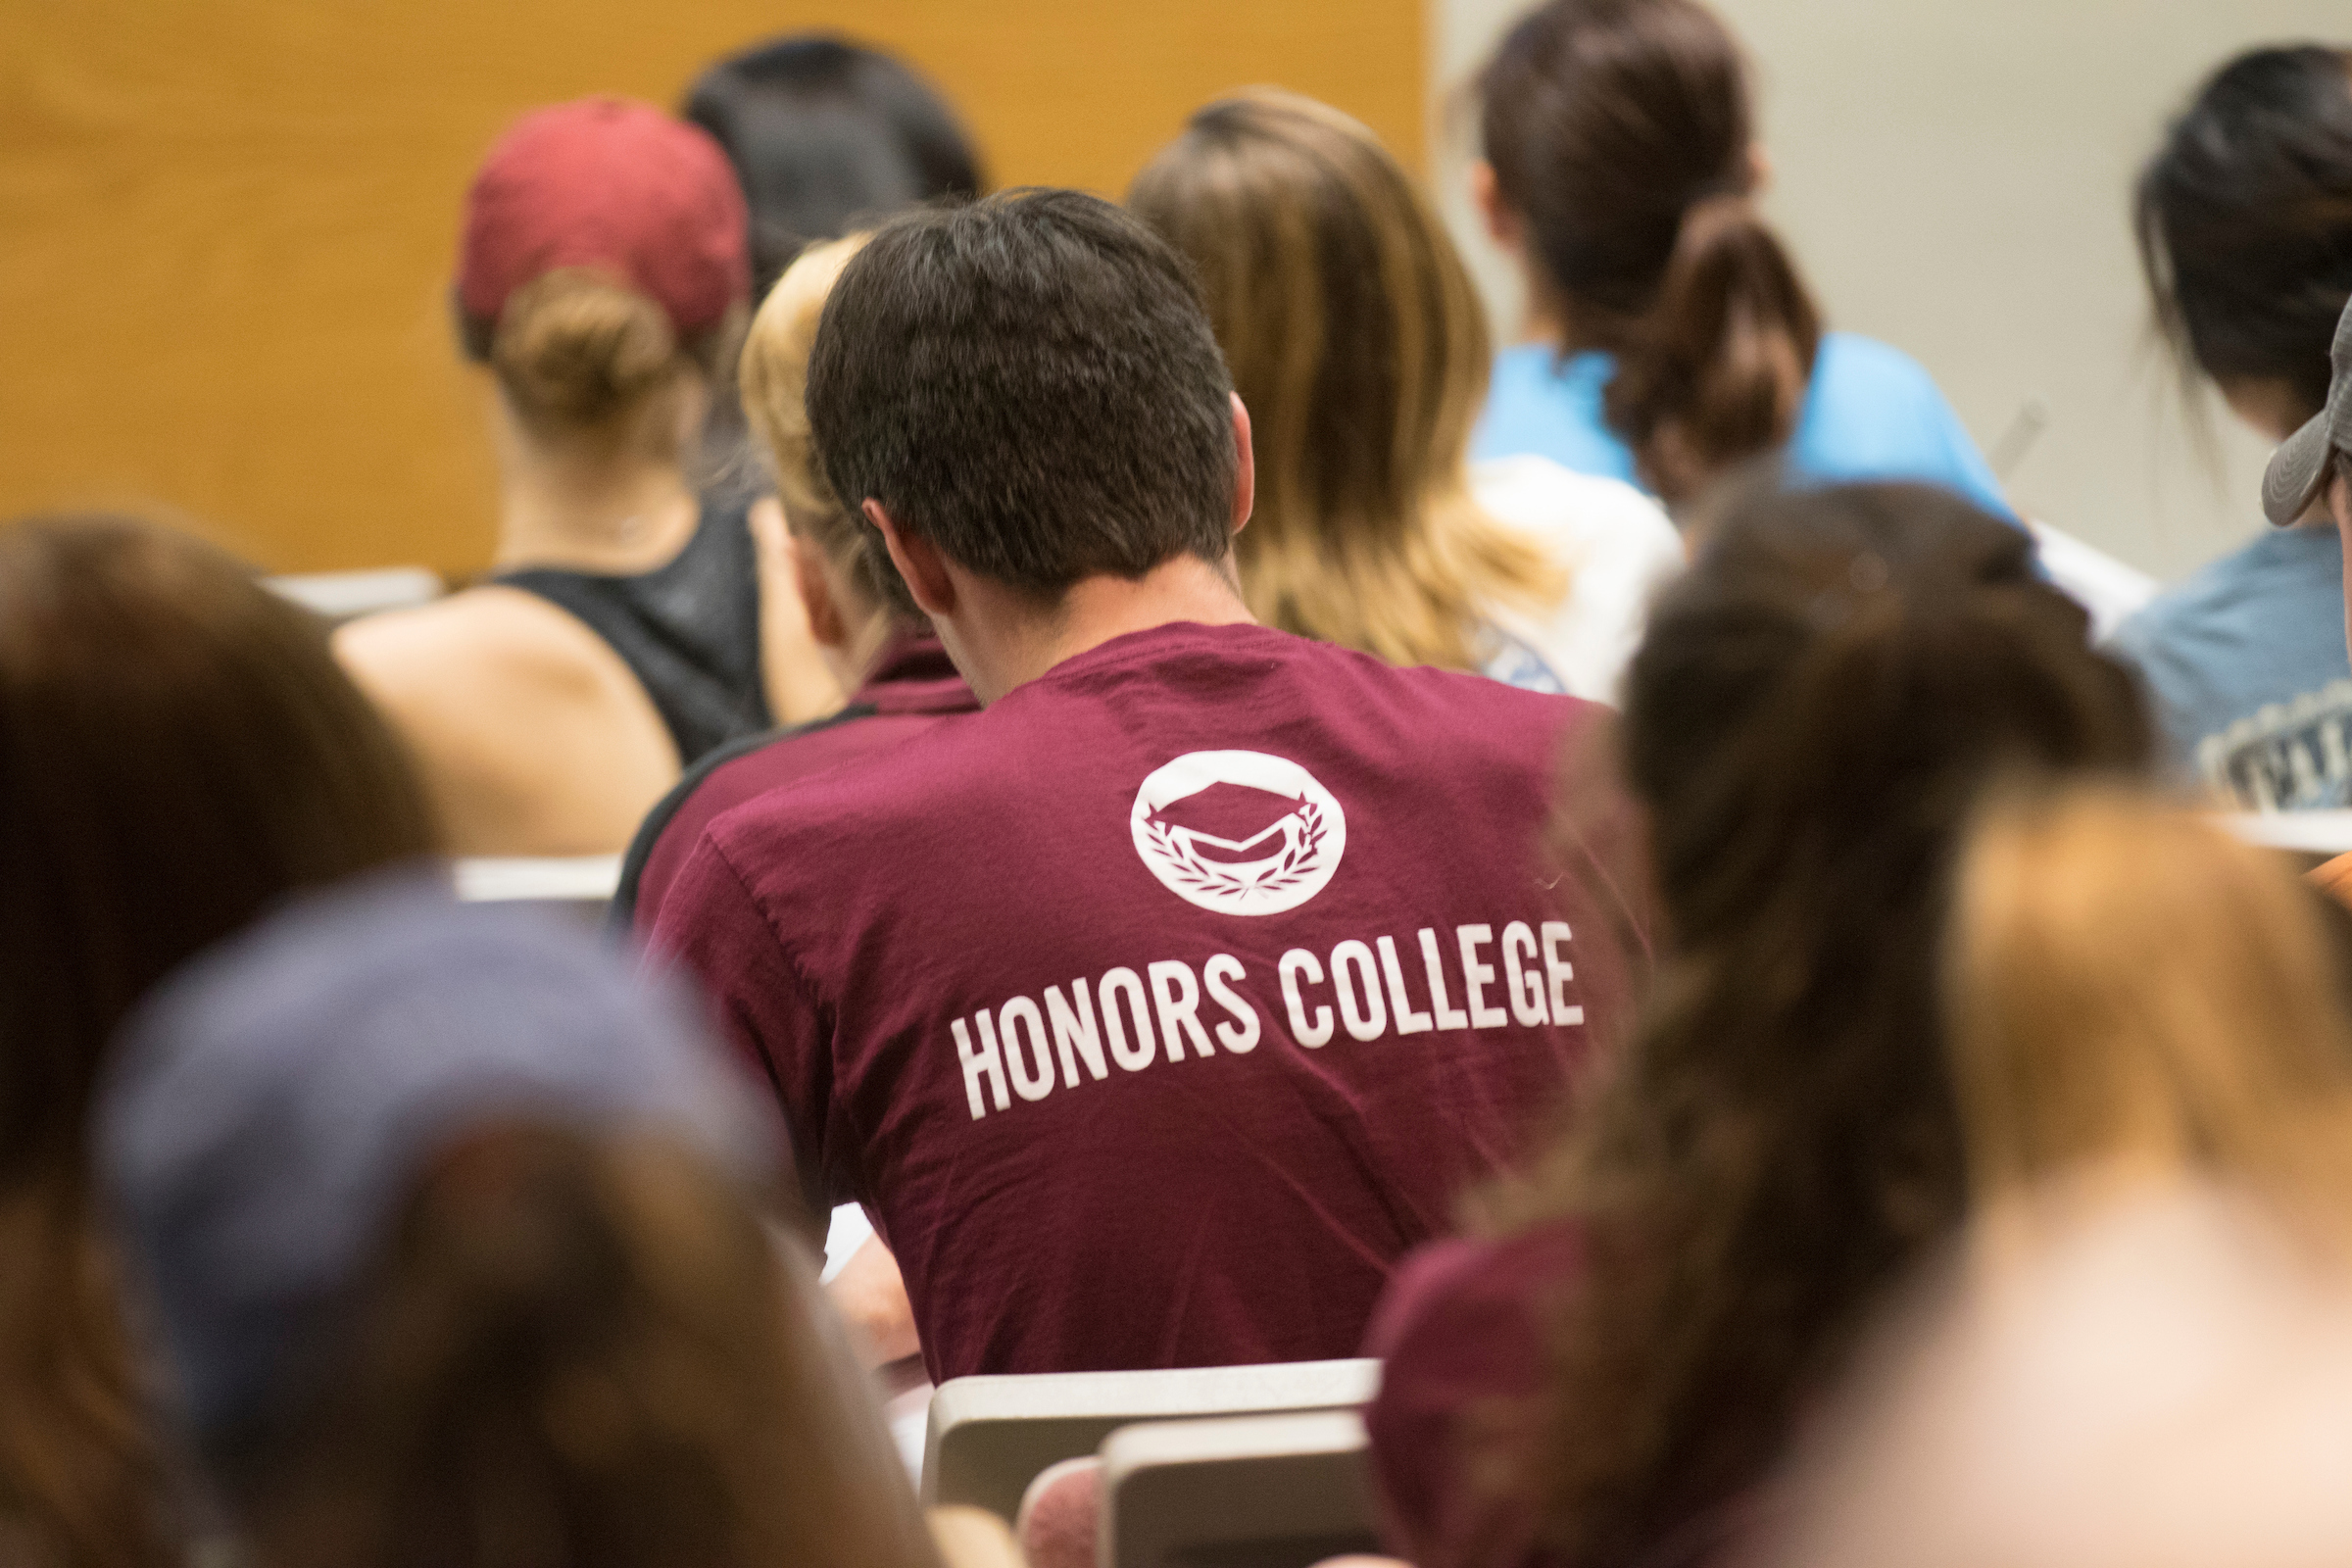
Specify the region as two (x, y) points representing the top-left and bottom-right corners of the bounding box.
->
(231, 1125), (941, 1568)
(0, 515), (437, 1568)
(1479, 0), (1821, 504)
(1129, 89), (1565, 671)
(807, 188), (1238, 596)
(1490, 483), (2151, 1568)
(2136, 46), (2352, 421)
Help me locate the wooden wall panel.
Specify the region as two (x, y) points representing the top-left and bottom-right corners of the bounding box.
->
(0, 0), (1424, 575)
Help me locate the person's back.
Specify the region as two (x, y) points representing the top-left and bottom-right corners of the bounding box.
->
(336, 99), (769, 854)
(1465, 0), (2007, 517)
(1359, 483), (2154, 1568)
(647, 190), (1647, 1380)
(2104, 47), (2352, 807)
(99, 873), (944, 1568)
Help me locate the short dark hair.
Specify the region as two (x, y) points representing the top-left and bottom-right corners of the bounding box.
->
(806, 188), (1239, 596)
(683, 33), (985, 294)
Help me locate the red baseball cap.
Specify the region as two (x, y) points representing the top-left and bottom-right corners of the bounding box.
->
(456, 96), (751, 336)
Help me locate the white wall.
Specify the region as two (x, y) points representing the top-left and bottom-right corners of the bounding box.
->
(1431, 0), (2351, 583)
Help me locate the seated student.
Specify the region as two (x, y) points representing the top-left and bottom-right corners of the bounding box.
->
(1128, 89), (1681, 700)
(1773, 787), (2352, 1568)
(617, 233), (976, 935)
(98, 873), (945, 1568)
(0, 515), (437, 1568)
(2109, 52), (2352, 808)
(648, 191), (1649, 1381)
(1466, 0), (2007, 514)
(1359, 483), (2150, 1568)
(684, 35), (986, 725)
(336, 98), (769, 855)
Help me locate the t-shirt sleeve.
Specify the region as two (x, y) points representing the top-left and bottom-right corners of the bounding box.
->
(644, 831), (840, 1217)
(1361, 1228), (1581, 1568)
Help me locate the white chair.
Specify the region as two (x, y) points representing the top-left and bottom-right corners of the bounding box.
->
(266, 565), (441, 623)
(921, 1358), (1379, 1523)
(452, 856), (621, 917)
(1099, 1409), (1379, 1568)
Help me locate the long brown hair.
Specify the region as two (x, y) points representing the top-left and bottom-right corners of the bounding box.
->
(1479, 0), (1822, 504)
(0, 515), (437, 1568)
(1487, 483), (2151, 1568)
(1949, 787), (2352, 1233)
(234, 1124), (942, 1568)
(1130, 89), (1566, 672)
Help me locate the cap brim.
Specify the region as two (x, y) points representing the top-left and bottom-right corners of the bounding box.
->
(2264, 411), (2336, 527)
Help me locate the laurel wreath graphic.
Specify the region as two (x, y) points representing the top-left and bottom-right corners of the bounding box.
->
(1144, 801), (1327, 904)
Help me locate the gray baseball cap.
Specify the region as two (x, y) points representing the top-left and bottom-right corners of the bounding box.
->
(2263, 291), (2352, 526)
(97, 868), (777, 1443)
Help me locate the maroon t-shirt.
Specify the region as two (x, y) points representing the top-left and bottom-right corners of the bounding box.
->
(648, 620), (1646, 1381)
(1362, 1224), (1584, 1568)
(620, 633), (976, 935)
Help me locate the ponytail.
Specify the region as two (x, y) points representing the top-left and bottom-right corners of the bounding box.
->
(1477, 0), (1829, 503)
(1605, 196), (1821, 505)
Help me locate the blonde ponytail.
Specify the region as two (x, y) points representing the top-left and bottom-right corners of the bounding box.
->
(490, 270), (688, 434)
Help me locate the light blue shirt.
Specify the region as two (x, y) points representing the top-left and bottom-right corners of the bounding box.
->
(1472, 331), (2013, 519)
(2106, 522), (2352, 810)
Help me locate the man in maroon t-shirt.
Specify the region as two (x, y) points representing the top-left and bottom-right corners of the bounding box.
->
(649, 190), (1647, 1381)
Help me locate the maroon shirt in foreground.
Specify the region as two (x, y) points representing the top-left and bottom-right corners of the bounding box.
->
(648, 620), (1645, 1380)
(619, 633), (976, 934)
(1366, 1222), (1781, 1568)
(1362, 1224), (1584, 1568)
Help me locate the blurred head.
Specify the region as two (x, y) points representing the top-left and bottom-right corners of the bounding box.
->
(1503, 482), (2151, 1568)
(684, 34), (982, 294)
(101, 875), (934, 1568)
(0, 514), (436, 1568)
(1947, 786), (2352, 1229)
(2136, 47), (2352, 440)
(806, 189), (1242, 605)
(1477, 0), (1820, 503)
(455, 98), (752, 456)
(1771, 1183), (2352, 1568)
(1129, 89), (1563, 670)
(739, 232), (919, 677)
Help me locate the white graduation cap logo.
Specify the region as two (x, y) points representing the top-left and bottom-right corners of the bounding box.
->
(1129, 750), (1347, 915)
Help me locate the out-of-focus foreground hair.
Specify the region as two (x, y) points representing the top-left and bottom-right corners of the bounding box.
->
(2136, 45), (2352, 422)
(1128, 89), (1563, 672)
(1948, 786), (2352, 1234)
(0, 515), (435, 1568)
(1478, 0), (1821, 504)
(225, 1124), (942, 1568)
(739, 231), (913, 619)
(684, 34), (983, 294)
(1487, 482), (2151, 1568)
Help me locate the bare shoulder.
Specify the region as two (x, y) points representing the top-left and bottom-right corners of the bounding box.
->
(335, 585), (680, 854)
(335, 586), (615, 706)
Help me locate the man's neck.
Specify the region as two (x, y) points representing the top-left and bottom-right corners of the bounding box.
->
(947, 555), (1256, 705)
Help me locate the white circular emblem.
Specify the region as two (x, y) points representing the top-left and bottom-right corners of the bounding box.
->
(1130, 750), (1347, 916)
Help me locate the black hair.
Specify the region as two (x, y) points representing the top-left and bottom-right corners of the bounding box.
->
(684, 34), (985, 295)
(2136, 45), (2352, 419)
(805, 189), (1239, 597)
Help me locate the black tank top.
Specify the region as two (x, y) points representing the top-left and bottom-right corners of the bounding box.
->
(493, 490), (770, 766)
